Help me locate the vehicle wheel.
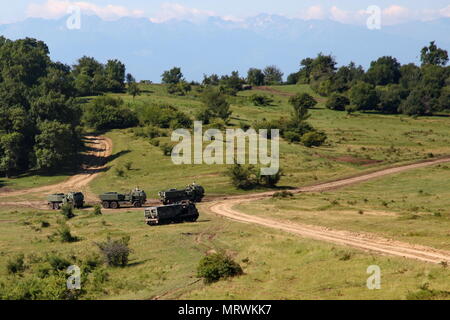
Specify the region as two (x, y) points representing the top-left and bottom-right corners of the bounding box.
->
(102, 201), (110, 209)
(133, 201), (141, 208)
(53, 203), (60, 210)
(110, 201), (119, 209)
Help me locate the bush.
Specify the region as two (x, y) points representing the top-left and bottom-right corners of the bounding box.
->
(326, 93), (350, 111)
(226, 164), (260, 190)
(114, 166), (125, 177)
(83, 96), (138, 130)
(57, 225), (78, 243)
(259, 169), (283, 187)
(134, 125), (166, 139)
(283, 131), (302, 143)
(301, 131), (327, 148)
(136, 104), (192, 129)
(160, 143), (173, 156)
(250, 94), (273, 106)
(60, 204), (75, 219)
(6, 254), (26, 274)
(46, 254), (71, 272)
(92, 204), (102, 216)
(96, 236), (131, 267)
(197, 252), (243, 284)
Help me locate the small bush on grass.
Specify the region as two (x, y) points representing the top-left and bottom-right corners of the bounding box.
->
(197, 252), (243, 284)
(301, 131), (327, 148)
(6, 254), (26, 274)
(60, 204), (75, 219)
(96, 236), (131, 267)
(160, 143), (173, 156)
(56, 225), (78, 243)
(92, 205), (102, 216)
(124, 161), (133, 170)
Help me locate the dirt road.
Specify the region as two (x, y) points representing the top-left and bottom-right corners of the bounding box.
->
(204, 156), (450, 264)
(0, 136), (112, 200)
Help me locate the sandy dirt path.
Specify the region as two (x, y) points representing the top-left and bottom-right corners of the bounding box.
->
(204, 156), (450, 264)
(0, 136), (112, 200)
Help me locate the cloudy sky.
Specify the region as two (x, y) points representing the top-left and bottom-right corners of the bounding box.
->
(1, 0), (449, 24)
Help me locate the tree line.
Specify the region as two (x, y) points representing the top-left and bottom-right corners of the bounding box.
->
(0, 36), (133, 177)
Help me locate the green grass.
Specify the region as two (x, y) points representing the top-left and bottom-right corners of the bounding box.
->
(237, 164), (450, 250)
(0, 171), (72, 192)
(88, 84), (450, 198)
(0, 206), (448, 300)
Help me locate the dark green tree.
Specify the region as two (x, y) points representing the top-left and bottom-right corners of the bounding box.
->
(349, 81), (379, 111)
(263, 65), (284, 85)
(366, 56), (401, 85)
(161, 67), (184, 84)
(246, 68), (265, 86)
(421, 41), (449, 66)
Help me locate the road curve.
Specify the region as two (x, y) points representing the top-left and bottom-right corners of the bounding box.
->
(204, 156), (450, 264)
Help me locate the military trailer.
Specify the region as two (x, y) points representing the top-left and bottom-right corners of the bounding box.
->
(144, 201), (199, 226)
(100, 188), (147, 209)
(47, 192), (84, 210)
(159, 183), (205, 205)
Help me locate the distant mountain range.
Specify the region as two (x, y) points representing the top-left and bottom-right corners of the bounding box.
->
(0, 14), (449, 82)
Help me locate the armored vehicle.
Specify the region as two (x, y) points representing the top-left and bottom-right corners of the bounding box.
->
(144, 201), (199, 226)
(47, 192), (84, 210)
(100, 188), (147, 209)
(159, 183), (205, 205)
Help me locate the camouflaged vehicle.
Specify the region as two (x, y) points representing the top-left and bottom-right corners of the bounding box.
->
(47, 192), (84, 210)
(159, 183), (205, 205)
(99, 188), (147, 209)
(144, 201), (199, 226)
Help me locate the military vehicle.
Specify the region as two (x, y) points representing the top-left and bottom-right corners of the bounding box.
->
(144, 201), (199, 226)
(100, 188), (147, 209)
(47, 192), (84, 210)
(159, 183), (205, 205)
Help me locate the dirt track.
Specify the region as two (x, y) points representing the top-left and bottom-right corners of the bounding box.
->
(0, 136), (112, 201)
(204, 156), (450, 264)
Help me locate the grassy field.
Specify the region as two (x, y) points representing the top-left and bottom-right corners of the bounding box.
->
(88, 84), (450, 198)
(0, 206), (449, 300)
(237, 164), (450, 250)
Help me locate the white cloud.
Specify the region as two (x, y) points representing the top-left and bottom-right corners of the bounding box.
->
(149, 3), (217, 23)
(297, 5), (326, 20)
(382, 5), (411, 25)
(26, 0), (145, 21)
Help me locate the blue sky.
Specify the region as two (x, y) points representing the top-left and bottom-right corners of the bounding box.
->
(1, 0), (450, 24)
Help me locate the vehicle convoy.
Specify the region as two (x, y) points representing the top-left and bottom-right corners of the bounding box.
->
(47, 192), (84, 210)
(100, 188), (147, 209)
(159, 183), (205, 205)
(144, 201), (199, 226)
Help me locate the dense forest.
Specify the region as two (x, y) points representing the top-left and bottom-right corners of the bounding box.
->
(0, 36), (448, 178)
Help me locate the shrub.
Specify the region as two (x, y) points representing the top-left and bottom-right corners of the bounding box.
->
(259, 169), (283, 187)
(326, 93), (350, 111)
(114, 167), (125, 177)
(92, 204), (102, 216)
(57, 225), (78, 243)
(60, 204), (75, 219)
(160, 143), (173, 156)
(283, 131), (302, 143)
(250, 94), (273, 106)
(301, 131), (327, 148)
(6, 254), (26, 274)
(197, 252), (243, 284)
(46, 254), (71, 272)
(96, 236), (131, 267)
(226, 164), (260, 190)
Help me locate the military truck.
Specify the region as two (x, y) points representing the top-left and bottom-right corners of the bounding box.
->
(47, 192), (84, 210)
(100, 188), (147, 209)
(144, 201), (199, 226)
(159, 183), (205, 205)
